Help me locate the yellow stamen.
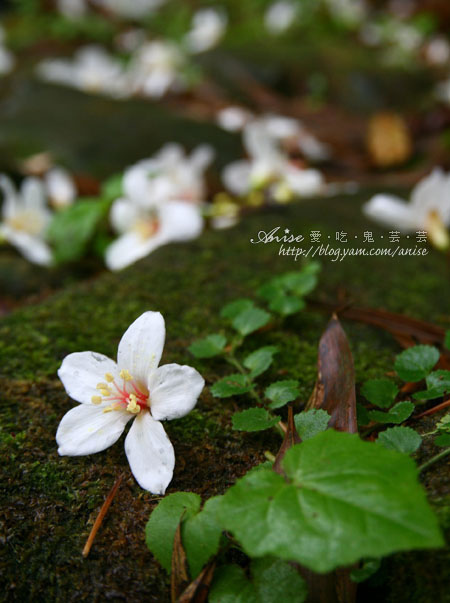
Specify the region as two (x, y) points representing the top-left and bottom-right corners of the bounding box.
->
(126, 393), (140, 414)
(99, 388), (112, 397)
(105, 373), (114, 383)
(91, 395), (102, 405)
(103, 405), (114, 413)
(96, 382), (109, 390)
(119, 369), (133, 381)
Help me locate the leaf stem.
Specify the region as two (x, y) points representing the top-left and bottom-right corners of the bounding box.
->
(418, 447), (450, 473)
(82, 473), (123, 557)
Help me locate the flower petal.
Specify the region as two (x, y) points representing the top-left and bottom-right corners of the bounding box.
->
(124, 411), (175, 494)
(56, 404), (131, 456)
(117, 311), (165, 385)
(104, 230), (167, 271)
(362, 194), (415, 231)
(109, 197), (141, 234)
(149, 363), (205, 421)
(3, 229), (53, 266)
(158, 201), (204, 242)
(58, 351), (118, 404)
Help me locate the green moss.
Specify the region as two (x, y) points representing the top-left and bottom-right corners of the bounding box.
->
(1, 193), (449, 600)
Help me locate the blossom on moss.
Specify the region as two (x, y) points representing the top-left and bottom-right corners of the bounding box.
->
(56, 311), (205, 494)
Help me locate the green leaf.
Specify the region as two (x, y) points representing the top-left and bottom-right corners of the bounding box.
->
(145, 492), (201, 572)
(47, 197), (109, 263)
(277, 268), (318, 296)
(361, 379), (398, 408)
(376, 426), (422, 454)
(101, 172), (123, 201)
(265, 380), (300, 409)
(394, 345), (440, 382)
(269, 294), (305, 316)
(257, 282), (281, 302)
(183, 497), (223, 579)
(368, 401), (414, 424)
(243, 346), (278, 378)
(232, 307), (271, 336)
(350, 559), (381, 583)
(436, 413), (450, 434)
(188, 334), (227, 358)
(232, 408), (280, 432)
(413, 370), (450, 401)
(445, 330), (450, 351)
(221, 299), (254, 320)
(209, 559), (307, 603)
(210, 565), (258, 603)
(252, 557), (307, 602)
(434, 433), (450, 447)
(357, 403), (370, 427)
(215, 430), (443, 574)
(294, 409), (330, 440)
(210, 374), (250, 398)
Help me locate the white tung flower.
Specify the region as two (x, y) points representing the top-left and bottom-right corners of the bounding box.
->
(45, 167), (77, 209)
(56, 311), (205, 494)
(128, 41), (186, 98)
(264, 1), (297, 35)
(0, 175), (53, 265)
(363, 168), (450, 250)
(184, 8), (227, 54)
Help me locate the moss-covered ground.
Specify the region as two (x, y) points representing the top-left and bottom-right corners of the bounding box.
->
(1, 194), (449, 601)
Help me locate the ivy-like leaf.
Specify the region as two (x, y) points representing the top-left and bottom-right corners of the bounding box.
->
(209, 559), (307, 603)
(243, 346), (278, 378)
(145, 492), (201, 572)
(368, 401), (414, 424)
(294, 409), (330, 440)
(445, 330), (450, 351)
(350, 559), (381, 584)
(232, 408), (280, 432)
(376, 426), (422, 454)
(413, 370), (450, 401)
(265, 380), (300, 409)
(435, 433), (450, 447)
(210, 374), (250, 398)
(214, 430), (443, 574)
(47, 197), (109, 263)
(361, 379), (398, 408)
(188, 334), (227, 358)
(394, 345), (440, 382)
(183, 497), (223, 579)
(232, 307), (271, 336)
(277, 265), (319, 296)
(101, 172), (123, 201)
(269, 295), (305, 316)
(221, 299), (254, 320)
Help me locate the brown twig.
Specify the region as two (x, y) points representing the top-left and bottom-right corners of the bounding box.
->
(414, 398), (450, 419)
(82, 473), (124, 558)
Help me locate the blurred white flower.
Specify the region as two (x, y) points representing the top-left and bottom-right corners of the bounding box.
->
(363, 169), (450, 250)
(57, 0), (87, 19)
(105, 144), (210, 270)
(92, 0), (167, 19)
(0, 26), (15, 76)
(0, 176), (53, 265)
(37, 46), (129, 98)
(184, 8), (227, 54)
(222, 117), (324, 200)
(437, 77), (450, 105)
(216, 106), (253, 131)
(45, 167), (77, 209)
(56, 311), (204, 494)
(128, 41), (187, 98)
(424, 37), (450, 66)
(264, 1), (297, 35)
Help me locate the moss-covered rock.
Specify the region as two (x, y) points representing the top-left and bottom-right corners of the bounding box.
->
(1, 193), (449, 601)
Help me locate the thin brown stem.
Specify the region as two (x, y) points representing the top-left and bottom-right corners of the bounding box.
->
(414, 398), (450, 419)
(82, 473), (124, 558)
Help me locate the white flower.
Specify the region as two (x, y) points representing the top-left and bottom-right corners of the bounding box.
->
(363, 168), (450, 250)
(424, 37), (450, 66)
(0, 26), (15, 76)
(264, 1), (297, 35)
(92, 0), (167, 19)
(56, 312), (204, 494)
(128, 41), (186, 98)
(57, 0), (87, 19)
(0, 175), (53, 265)
(37, 46), (129, 99)
(222, 117), (324, 199)
(184, 8), (227, 54)
(45, 167), (77, 208)
(216, 106), (253, 132)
